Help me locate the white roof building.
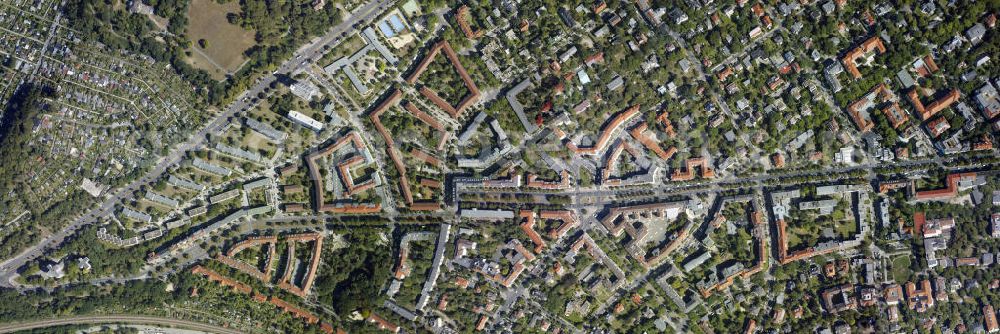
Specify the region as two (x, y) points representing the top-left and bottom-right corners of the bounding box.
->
(40, 261), (65, 280)
(461, 209), (515, 220)
(78, 257), (92, 271)
(578, 69), (591, 85)
(289, 81), (320, 101)
(286, 110), (324, 131)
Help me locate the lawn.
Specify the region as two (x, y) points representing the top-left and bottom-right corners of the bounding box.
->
(785, 198), (857, 251)
(833, 219), (859, 239)
(381, 106), (440, 148)
(221, 125), (276, 158)
(233, 243), (268, 271)
(247, 188), (268, 207)
(785, 222), (817, 252)
(156, 187), (189, 203)
(892, 256), (913, 282)
(185, 0), (257, 80)
(712, 224), (755, 265)
(176, 165), (224, 187)
(135, 199), (168, 218)
(421, 55), (471, 104)
(239, 131), (277, 157)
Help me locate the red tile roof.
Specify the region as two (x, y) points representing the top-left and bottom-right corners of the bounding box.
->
(306, 131), (379, 212)
(420, 177), (442, 188)
(409, 202), (442, 211)
(914, 172), (975, 201)
(407, 40), (481, 119)
(974, 135), (994, 151)
(882, 102), (909, 129)
(566, 105), (641, 155)
(926, 116), (950, 137)
(905, 280), (934, 312)
(476, 315), (489, 331)
(656, 111), (677, 138)
(846, 83), (893, 132)
(337, 155), (374, 196)
(772, 153), (785, 168)
(909, 88), (960, 121)
(320, 203), (382, 213)
(215, 236), (277, 282)
(744, 319), (757, 334)
(585, 52), (605, 66)
(191, 265), (251, 294)
(269, 296), (319, 324)
(717, 66), (734, 82)
(501, 262), (525, 287)
(403, 101), (444, 131)
(402, 101), (450, 151)
(368, 313), (400, 333)
(671, 157), (716, 181)
(410, 147), (442, 167)
(368, 89), (442, 210)
(526, 170), (571, 189)
(985, 304), (998, 333)
(519, 211), (546, 254)
(456, 5), (484, 39)
(540, 210), (578, 240)
(629, 123), (675, 160)
(841, 36), (886, 79)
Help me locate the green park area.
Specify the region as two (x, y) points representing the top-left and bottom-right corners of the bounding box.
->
(185, 0), (257, 80)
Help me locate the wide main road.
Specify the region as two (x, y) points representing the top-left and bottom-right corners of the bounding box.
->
(0, 0), (395, 288)
(0, 315), (243, 334)
(458, 155), (991, 198)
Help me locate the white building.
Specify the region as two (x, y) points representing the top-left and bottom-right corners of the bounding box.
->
(286, 110), (324, 131)
(289, 81), (320, 101)
(992, 213), (1000, 238)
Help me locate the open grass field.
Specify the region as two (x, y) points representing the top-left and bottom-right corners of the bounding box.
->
(833, 219), (859, 239)
(785, 223), (815, 252)
(158, 183), (197, 202)
(185, 0), (256, 80)
(892, 256), (913, 282)
(240, 131), (276, 155)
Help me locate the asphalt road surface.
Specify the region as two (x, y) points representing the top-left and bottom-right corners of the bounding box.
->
(0, 315), (243, 334)
(0, 0), (396, 288)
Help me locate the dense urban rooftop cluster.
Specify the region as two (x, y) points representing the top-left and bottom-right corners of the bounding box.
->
(0, 0), (998, 333)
